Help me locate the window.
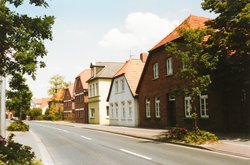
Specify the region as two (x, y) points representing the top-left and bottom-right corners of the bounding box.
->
(146, 98), (151, 118)
(91, 67), (96, 77)
(166, 57), (173, 75)
(93, 83), (95, 96)
(153, 63), (159, 79)
(122, 102), (126, 118)
(90, 108), (95, 118)
(96, 82), (99, 96)
(115, 103), (118, 118)
(106, 106), (109, 117)
(89, 85), (92, 97)
(121, 79), (125, 91)
(115, 81), (119, 93)
(110, 103), (113, 118)
(182, 61), (188, 70)
(128, 101), (132, 118)
(200, 95), (209, 118)
(184, 97), (192, 118)
(155, 97), (160, 118)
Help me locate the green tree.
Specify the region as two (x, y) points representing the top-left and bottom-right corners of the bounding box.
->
(29, 108), (42, 120)
(0, 0), (54, 78)
(165, 27), (217, 130)
(202, 0), (250, 131)
(48, 74), (69, 99)
(6, 73), (33, 121)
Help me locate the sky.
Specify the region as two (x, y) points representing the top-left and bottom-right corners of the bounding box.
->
(11, 0), (216, 98)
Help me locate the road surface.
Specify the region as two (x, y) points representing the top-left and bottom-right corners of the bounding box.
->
(29, 122), (250, 165)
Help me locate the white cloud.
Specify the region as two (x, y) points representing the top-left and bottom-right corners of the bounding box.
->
(99, 12), (180, 53)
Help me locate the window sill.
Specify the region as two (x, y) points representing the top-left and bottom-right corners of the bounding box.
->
(200, 116), (209, 119)
(152, 77), (159, 81)
(165, 74), (173, 77)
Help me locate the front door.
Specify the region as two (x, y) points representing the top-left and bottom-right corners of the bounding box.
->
(167, 94), (176, 127)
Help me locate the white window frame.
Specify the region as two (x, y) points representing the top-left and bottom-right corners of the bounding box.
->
(128, 101), (132, 118)
(184, 96), (192, 118)
(200, 95), (209, 118)
(93, 83), (95, 96)
(146, 98), (151, 118)
(115, 102), (118, 118)
(122, 101), (126, 119)
(155, 97), (160, 118)
(153, 63), (159, 79)
(96, 82), (99, 96)
(166, 57), (173, 75)
(115, 80), (119, 93)
(89, 84), (92, 97)
(121, 79), (125, 91)
(90, 108), (95, 118)
(110, 103), (113, 118)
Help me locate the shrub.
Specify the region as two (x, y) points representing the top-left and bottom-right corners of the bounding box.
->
(29, 108), (43, 120)
(166, 127), (218, 144)
(7, 121), (29, 132)
(0, 134), (36, 164)
(185, 129), (218, 144)
(167, 127), (188, 140)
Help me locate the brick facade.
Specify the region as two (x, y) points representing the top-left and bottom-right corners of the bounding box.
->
(137, 46), (234, 131)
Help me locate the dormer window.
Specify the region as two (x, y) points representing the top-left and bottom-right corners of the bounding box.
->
(91, 67), (96, 77)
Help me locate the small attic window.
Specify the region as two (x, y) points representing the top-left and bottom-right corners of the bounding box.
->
(91, 67), (96, 77)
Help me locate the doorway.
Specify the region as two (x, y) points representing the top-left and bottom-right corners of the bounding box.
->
(167, 94), (176, 127)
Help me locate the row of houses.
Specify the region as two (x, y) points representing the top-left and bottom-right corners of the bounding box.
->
(62, 15), (250, 133)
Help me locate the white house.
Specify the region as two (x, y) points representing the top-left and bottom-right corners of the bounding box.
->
(107, 53), (147, 127)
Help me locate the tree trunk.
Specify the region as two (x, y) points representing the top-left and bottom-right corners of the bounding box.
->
(19, 109), (22, 122)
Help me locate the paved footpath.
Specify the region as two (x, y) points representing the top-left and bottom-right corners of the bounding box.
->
(11, 120), (250, 162)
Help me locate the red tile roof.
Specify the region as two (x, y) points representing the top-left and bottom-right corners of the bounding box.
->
(150, 15), (211, 51)
(77, 69), (91, 89)
(67, 83), (74, 97)
(115, 58), (145, 96)
(33, 98), (50, 109)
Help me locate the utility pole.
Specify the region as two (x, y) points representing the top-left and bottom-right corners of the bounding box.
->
(0, 76), (6, 137)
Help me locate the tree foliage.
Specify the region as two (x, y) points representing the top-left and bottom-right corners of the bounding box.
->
(48, 74), (69, 99)
(201, 0), (250, 90)
(165, 27), (216, 130)
(0, 0), (54, 78)
(6, 73), (32, 121)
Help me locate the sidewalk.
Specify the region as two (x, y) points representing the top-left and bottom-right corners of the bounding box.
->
(38, 120), (250, 159)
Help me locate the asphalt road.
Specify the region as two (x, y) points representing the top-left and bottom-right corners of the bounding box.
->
(29, 122), (250, 165)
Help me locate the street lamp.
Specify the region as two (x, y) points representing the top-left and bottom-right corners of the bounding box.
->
(0, 76), (6, 138)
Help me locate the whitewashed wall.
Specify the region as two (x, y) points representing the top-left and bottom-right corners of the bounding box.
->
(109, 76), (139, 127)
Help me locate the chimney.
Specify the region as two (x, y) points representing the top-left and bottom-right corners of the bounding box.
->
(140, 52), (148, 63)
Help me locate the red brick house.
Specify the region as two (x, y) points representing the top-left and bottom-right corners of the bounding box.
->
(136, 15), (216, 130)
(63, 83), (75, 121)
(73, 69), (91, 123)
(137, 15), (250, 133)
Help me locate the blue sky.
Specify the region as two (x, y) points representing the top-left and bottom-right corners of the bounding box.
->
(13, 0), (216, 98)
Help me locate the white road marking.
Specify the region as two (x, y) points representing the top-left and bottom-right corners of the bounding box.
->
(81, 135), (92, 140)
(120, 149), (152, 160)
(62, 130), (69, 133)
